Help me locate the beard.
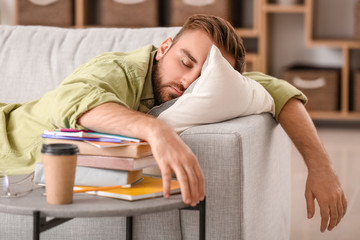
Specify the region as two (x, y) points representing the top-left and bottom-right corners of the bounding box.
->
(152, 57), (185, 106)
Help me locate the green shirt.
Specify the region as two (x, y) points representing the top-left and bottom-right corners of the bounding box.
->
(243, 72), (307, 119)
(0, 45), (306, 175)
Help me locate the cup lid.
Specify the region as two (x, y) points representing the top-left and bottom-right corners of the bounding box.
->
(41, 144), (79, 155)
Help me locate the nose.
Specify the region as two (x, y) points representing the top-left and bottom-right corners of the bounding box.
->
(180, 74), (198, 90)
(180, 78), (191, 90)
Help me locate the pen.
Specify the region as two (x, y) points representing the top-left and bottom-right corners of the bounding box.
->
(73, 185), (124, 193)
(59, 128), (93, 133)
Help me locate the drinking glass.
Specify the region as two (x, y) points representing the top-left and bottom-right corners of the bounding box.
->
(0, 170), (34, 198)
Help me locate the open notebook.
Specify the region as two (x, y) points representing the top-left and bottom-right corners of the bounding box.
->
(75, 176), (181, 201)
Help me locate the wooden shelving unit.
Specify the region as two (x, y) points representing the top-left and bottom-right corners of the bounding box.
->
(233, 0), (264, 72)
(305, 0), (360, 120)
(259, 0), (360, 121)
(75, 0), (85, 28)
(264, 3), (307, 13)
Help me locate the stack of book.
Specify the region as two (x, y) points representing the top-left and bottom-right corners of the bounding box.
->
(35, 128), (181, 201)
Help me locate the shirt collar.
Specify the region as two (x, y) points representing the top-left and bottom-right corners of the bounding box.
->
(140, 46), (158, 109)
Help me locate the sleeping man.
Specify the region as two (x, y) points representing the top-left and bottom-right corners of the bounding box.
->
(0, 14), (346, 232)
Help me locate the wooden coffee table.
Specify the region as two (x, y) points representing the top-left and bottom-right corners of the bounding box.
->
(0, 186), (205, 240)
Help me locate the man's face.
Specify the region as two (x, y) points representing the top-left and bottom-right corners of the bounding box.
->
(152, 30), (235, 105)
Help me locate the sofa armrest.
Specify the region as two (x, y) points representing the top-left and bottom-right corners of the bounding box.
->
(179, 113), (291, 240)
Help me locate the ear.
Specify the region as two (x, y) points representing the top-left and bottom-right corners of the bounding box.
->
(156, 37), (173, 61)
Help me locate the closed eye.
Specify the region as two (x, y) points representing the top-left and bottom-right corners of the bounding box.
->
(181, 59), (192, 68)
(179, 49), (197, 69)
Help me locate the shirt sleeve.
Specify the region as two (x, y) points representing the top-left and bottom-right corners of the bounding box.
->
(47, 53), (146, 130)
(48, 83), (126, 130)
(243, 72), (308, 121)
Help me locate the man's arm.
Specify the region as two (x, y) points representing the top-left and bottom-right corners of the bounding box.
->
(246, 71), (347, 231)
(77, 102), (205, 207)
(278, 98), (347, 232)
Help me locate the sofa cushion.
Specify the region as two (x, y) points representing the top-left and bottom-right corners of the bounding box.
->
(0, 25), (181, 103)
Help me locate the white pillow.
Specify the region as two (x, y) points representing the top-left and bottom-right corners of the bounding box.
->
(154, 45), (275, 133)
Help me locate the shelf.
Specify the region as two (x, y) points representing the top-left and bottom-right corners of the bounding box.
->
(261, 0), (360, 121)
(309, 111), (360, 121)
(307, 39), (360, 49)
(264, 4), (307, 13)
(236, 28), (259, 38)
(246, 53), (258, 61)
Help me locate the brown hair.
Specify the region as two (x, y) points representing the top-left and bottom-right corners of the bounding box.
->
(172, 14), (246, 73)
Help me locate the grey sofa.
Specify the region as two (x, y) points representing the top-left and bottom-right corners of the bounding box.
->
(0, 25), (291, 240)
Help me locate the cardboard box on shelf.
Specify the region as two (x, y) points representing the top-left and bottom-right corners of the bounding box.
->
(101, 0), (159, 27)
(16, 0), (73, 27)
(282, 65), (341, 111)
(166, 0), (232, 26)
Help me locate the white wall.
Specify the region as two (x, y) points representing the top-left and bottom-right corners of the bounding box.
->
(269, 14), (343, 78)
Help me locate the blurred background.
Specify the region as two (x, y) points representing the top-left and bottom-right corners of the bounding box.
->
(0, 0), (359, 239)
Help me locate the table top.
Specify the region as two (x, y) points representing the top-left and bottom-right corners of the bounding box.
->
(0, 186), (187, 218)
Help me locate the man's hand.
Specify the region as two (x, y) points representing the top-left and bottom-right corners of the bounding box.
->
(305, 166), (347, 232)
(77, 102), (205, 206)
(278, 98), (347, 232)
(147, 122), (205, 206)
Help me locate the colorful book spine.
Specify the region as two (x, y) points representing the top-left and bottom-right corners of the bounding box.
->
(76, 155), (157, 171)
(44, 129), (141, 142)
(44, 138), (152, 158)
(41, 134), (125, 143)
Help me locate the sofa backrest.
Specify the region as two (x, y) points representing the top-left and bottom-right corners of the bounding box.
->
(0, 25), (181, 103)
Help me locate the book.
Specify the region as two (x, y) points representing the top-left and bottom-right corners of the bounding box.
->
(44, 129), (141, 143)
(41, 134), (125, 143)
(34, 163), (143, 187)
(83, 140), (148, 148)
(77, 155), (157, 171)
(44, 138), (152, 158)
(75, 176), (181, 201)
